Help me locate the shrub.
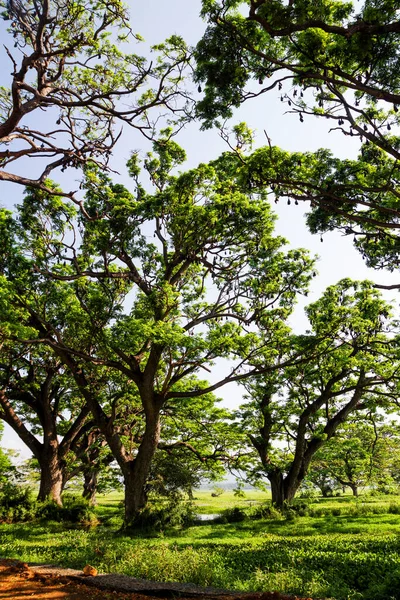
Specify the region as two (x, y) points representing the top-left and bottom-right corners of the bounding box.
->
(298, 487), (318, 499)
(250, 503), (282, 520)
(37, 495), (98, 525)
(130, 493), (195, 530)
(221, 507), (248, 523)
(211, 487), (225, 497)
(284, 499), (310, 517)
(388, 503), (400, 515)
(0, 483), (36, 523)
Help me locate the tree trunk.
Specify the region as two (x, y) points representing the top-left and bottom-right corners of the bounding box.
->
(269, 470), (299, 508)
(123, 410), (161, 526)
(269, 471), (285, 508)
(123, 468), (148, 525)
(82, 471), (98, 505)
(37, 451), (64, 505)
(349, 483), (358, 497)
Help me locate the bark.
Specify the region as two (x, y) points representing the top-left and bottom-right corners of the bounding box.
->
(269, 471), (285, 508)
(123, 409), (161, 526)
(37, 447), (64, 505)
(268, 470), (299, 508)
(82, 471), (98, 505)
(349, 483), (359, 497)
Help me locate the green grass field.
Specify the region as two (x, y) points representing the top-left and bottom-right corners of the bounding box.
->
(2, 491), (400, 600)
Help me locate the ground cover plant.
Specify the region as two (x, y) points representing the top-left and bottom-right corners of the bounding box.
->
(1, 492), (400, 599)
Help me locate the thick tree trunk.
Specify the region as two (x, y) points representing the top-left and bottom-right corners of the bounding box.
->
(349, 483), (358, 497)
(82, 471), (98, 505)
(123, 410), (161, 526)
(269, 471), (285, 508)
(37, 451), (64, 505)
(123, 469), (148, 525)
(269, 471), (299, 508)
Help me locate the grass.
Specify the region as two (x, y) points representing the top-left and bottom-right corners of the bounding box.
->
(190, 489), (268, 514)
(2, 492), (400, 600)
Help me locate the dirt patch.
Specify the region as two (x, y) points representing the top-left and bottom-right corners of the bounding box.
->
(0, 559), (315, 600)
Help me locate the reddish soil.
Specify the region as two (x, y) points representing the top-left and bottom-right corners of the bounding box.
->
(0, 559), (313, 600)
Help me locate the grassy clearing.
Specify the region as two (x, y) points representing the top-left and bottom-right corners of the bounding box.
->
(2, 493), (400, 600)
(190, 489), (268, 514)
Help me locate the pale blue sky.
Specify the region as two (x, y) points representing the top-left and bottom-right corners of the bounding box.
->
(1, 0), (399, 457)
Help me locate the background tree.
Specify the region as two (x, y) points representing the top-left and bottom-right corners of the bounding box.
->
(66, 426), (118, 505)
(307, 416), (400, 496)
(0, 343), (93, 504)
(155, 387), (243, 498)
(237, 279), (400, 507)
(0, 0), (191, 194)
(195, 1), (400, 280)
(0, 135), (316, 524)
(0, 422), (16, 487)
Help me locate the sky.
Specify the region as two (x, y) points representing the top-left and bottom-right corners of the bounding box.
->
(1, 0), (399, 458)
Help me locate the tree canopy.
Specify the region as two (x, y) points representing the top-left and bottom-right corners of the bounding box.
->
(237, 279), (400, 506)
(195, 0), (400, 280)
(0, 135), (316, 522)
(0, 0), (191, 195)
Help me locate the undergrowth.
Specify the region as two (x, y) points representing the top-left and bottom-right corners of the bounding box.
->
(2, 493), (400, 599)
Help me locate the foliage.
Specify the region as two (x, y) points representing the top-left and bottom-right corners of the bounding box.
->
(0, 423), (16, 486)
(0, 0), (191, 193)
(220, 506), (248, 522)
(130, 492), (195, 530)
(195, 1), (400, 280)
(236, 279), (400, 505)
(0, 133), (315, 522)
(37, 495), (98, 525)
(307, 416), (400, 495)
(0, 483), (37, 522)
(3, 493), (400, 598)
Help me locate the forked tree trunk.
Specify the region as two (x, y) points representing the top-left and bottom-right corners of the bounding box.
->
(62, 354), (164, 526)
(269, 470), (299, 508)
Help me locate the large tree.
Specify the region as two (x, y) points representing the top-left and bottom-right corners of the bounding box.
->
(0, 136), (316, 524)
(0, 0), (191, 195)
(237, 279), (400, 507)
(195, 1), (400, 279)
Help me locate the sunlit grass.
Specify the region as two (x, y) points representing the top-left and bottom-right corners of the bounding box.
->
(3, 492), (400, 599)
(190, 489), (269, 514)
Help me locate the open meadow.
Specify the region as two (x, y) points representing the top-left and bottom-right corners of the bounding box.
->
(2, 491), (400, 600)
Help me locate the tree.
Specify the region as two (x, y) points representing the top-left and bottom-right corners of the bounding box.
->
(0, 0), (191, 195)
(0, 136), (316, 524)
(0, 343), (95, 504)
(71, 427), (118, 505)
(237, 279), (400, 507)
(308, 416), (400, 496)
(154, 385), (243, 498)
(195, 1), (400, 279)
